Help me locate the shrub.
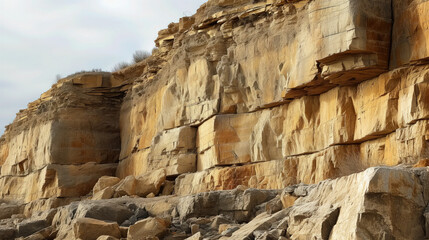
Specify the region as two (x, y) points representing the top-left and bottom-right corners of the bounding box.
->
(132, 50), (151, 63)
(65, 69), (104, 78)
(152, 47), (159, 55)
(112, 62), (130, 72)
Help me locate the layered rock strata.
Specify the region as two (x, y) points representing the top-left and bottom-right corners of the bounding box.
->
(116, 0), (429, 195)
(0, 73), (125, 203)
(0, 0), (429, 239)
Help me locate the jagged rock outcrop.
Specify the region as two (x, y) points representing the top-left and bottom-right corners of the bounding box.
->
(0, 0), (429, 239)
(0, 73), (125, 204)
(116, 0), (429, 195)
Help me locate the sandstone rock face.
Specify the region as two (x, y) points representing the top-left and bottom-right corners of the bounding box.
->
(0, 73), (123, 203)
(1, 0), (429, 239)
(390, 0), (429, 68)
(116, 0), (429, 199)
(117, 0), (398, 180)
(287, 167), (427, 239)
(0, 162), (116, 203)
(175, 145), (363, 195)
(147, 126), (197, 177)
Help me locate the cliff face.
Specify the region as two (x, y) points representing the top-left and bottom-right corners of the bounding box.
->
(0, 0), (429, 239)
(117, 0), (429, 192)
(0, 74), (124, 203)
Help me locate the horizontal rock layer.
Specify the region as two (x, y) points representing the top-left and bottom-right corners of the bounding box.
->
(0, 163), (116, 203)
(0, 73), (124, 203)
(0, 1), (429, 238)
(1, 0), (429, 222)
(114, 0), (429, 197)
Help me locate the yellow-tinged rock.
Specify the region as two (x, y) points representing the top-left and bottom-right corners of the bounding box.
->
(114, 175), (137, 197)
(280, 194), (298, 209)
(114, 169), (166, 197)
(175, 145), (362, 195)
(127, 217), (170, 239)
(92, 187), (115, 200)
(116, 150), (150, 178)
(147, 126), (197, 176)
(73, 218), (121, 240)
(93, 176), (121, 195)
(197, 113), (260, 171)
(72, 74), (103, 88)
(391, 0), (429, 68)
(0, 163), (116, 203)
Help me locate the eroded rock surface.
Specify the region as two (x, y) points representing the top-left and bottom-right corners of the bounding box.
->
(1, 0), (429, 239)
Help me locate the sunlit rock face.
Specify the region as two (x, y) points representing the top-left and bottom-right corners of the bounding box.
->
(390, 0), (429, 68)
(0, 0), (429, 238)
(0, 73), (123, 203)
(116, 0), (428, 193)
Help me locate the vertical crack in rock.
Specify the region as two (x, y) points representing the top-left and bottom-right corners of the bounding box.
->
(321, 207), (340, 240)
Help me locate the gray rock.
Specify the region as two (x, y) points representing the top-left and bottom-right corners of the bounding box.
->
(424, 205), (429, 239)
(21, 226), (56, 240)
(221, 226), (239, 237)
(135, 207), (149, 219)
(0, 226), (16, 240)
(121, 220), (131, 227)
(265, 198), (283, 214)
(75, 201), (133, 224)
(31, 209), (58, 225)
(17, 219), (49, 237)
(0, 204), (23, 220)
(293, 185), (309, 197)
(177, 188), (278, 222)
(210, 215), (233, 229)
(128, 215), (137, 225)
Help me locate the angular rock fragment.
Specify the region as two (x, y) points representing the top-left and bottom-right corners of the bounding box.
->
(93, 176), (121, 195)
(75, 201), (134, 224)
(73, 218), (121, 240)
(17, 219), (49, 238)
(287, 167), (426, 239)
(177, 188), (278, 222)
(127, 217), (170, 239)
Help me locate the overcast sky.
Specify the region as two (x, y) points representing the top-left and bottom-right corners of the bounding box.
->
(0, 0), (206, 135)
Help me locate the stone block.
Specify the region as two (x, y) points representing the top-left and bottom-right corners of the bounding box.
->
(147, 126), (197, 176)
(73, 218), (121, 240)
(127, 217), (170, 239)
(197, 113), (260, 170)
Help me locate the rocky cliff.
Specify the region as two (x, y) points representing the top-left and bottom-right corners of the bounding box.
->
(1, 0), (429, 239)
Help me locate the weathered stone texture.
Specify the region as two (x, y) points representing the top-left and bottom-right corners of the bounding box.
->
(0, 162), (116, 203)
(287, 167), (426, 239)
(0, 73), (123, 203)
(117, 0), (398, 179)
(1, 1), (429, 238)
(176, 145), (363, 195)
(390, 0), (429, 68)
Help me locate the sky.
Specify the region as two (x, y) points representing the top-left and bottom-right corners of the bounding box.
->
(0, 0), (206, 135)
